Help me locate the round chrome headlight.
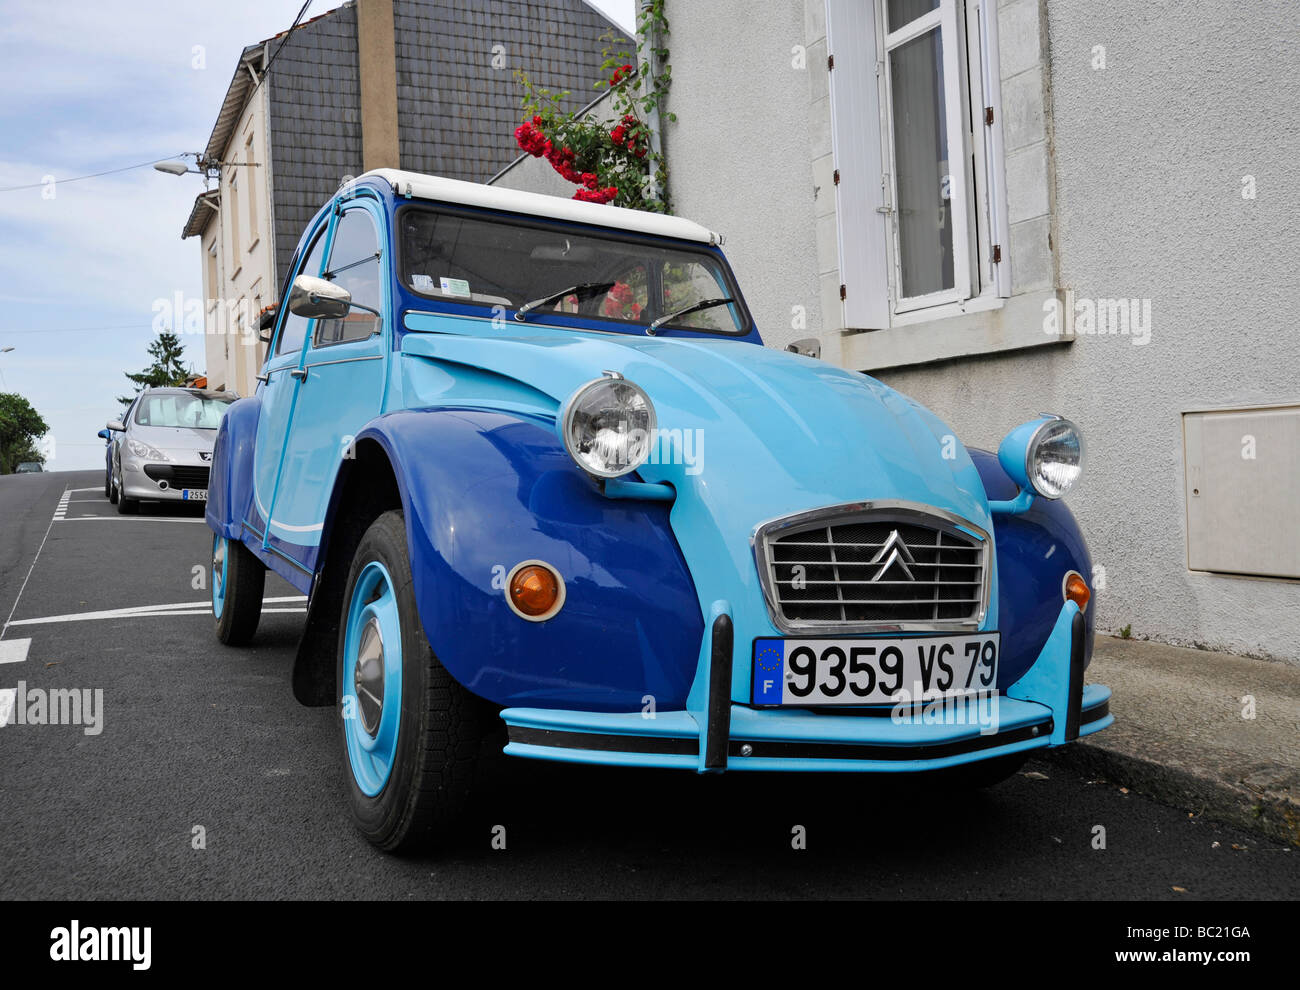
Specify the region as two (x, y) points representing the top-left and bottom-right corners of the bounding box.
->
(559, 375), (657, 479)
(1026, 417), (1084, 498)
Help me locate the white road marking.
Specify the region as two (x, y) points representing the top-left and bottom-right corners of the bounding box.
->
(0, 689), (15, 728)
(68, 498), (107, 503)
(67, 487), (101, 493)
(52, 490), (70, 520)
(7, 596), (308, 627)
(0, 638), (31, 664)
(54, 516), (207, 524)
(0, 487), (64, 639)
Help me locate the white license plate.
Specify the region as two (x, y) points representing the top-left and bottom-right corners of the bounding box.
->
(752, 632), (999, 706)
(182, 489), (207, 501)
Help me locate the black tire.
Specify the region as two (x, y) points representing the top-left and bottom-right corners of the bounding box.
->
(117, 492), (138, 514)
(109, 461), (119, 504)
(337, 510), (498, 853)
(213, 536), (266, 646)
(103, 470), (111, 500)
(940, 752), (1030, 789)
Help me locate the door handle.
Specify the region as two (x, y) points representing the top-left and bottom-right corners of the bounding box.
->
(256, 372), (270, 384)
(290, 368), (307, 382)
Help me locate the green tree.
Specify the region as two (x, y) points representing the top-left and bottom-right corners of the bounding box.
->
(119, 331), (192, 407)
(0, 392), (49, 474)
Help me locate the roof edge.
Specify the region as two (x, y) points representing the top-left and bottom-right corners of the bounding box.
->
(363, 169), (723, 246)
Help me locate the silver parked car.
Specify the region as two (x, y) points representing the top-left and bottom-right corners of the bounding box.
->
(108, 387), (235, 514)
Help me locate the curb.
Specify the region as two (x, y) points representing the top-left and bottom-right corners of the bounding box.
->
(1040, 740), (1300, 848)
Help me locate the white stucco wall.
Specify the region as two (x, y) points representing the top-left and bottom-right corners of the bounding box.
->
(202, 82), (276, 397)
(878, 0), (1300, 661)
(495, 0), (1300, 661)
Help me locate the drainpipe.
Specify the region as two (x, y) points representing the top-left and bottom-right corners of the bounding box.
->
(639, 0), (664, 205)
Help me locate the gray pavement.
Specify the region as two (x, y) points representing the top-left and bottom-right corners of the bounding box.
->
(1046, 637), (1300, 847)
(1, 471), (1298, 900)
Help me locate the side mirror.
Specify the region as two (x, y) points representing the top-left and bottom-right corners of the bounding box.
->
(785, 338), (822, 359)
(288, 274), (351, 320)
(107, 420), (125, 433)
(97, 429), (110, 440)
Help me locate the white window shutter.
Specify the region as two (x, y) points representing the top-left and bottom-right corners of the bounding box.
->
(826, 0), (891, 329)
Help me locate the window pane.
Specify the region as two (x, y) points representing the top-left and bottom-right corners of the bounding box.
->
(399, 208), (748, 335)
(134, 393), (233, 429)
(887, 0), (938, 33)
(276, 231), (328, 356)
(316, 210), (382, 346)
(661, 261), (740, 331)
(890, 26), (954, 299)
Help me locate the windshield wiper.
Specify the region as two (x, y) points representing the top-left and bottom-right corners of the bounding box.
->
(514, 281), (616, 322)
(647, 297), (736, 336)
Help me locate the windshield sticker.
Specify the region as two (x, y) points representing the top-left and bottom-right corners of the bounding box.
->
(411, 273), (434, 291)
(440, 276), (471, 298)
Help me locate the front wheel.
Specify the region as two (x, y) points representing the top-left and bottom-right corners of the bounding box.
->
(337, 510), (495, 853)
(212, 533), (265, 645)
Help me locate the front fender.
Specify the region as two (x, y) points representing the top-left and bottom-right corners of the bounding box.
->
(353, 407), (705, 712)
(968, 448), (1095, 687)
(206, 395), (262, 539)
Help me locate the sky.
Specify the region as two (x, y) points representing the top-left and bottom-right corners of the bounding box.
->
(0, 0), (634, 472)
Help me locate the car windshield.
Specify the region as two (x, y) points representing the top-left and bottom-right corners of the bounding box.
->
(133, 393), (233, 429)
(400, 207), (748, 334)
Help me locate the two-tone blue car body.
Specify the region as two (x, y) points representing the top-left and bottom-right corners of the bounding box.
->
(207, 169), (1112, 851)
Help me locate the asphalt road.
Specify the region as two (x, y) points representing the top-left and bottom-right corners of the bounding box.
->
(1, 470), (1297, 900)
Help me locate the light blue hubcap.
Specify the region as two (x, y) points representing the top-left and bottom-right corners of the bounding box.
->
(212, 534), (228, 619)
(342, 560), (403, 796)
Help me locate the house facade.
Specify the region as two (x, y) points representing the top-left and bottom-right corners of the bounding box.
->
(494, 0), (1300, 662)
(184, 0), (623, 396)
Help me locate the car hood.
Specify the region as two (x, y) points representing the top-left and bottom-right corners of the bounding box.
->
(127, 425), (218, 452)
(402, 322), (992, 527)
(402, 320), (1000, 638)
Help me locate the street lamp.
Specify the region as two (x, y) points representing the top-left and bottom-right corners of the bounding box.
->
(1, 346), (13, 353)
(154, 153), (261, 186)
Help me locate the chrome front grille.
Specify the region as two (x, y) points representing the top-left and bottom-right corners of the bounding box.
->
(753, 501), (991, 633)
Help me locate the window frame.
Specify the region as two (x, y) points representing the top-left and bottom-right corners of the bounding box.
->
(312, 205), (385, 350)
(271, 225), (329, 358)
(828, 0), (1009, 329)
(394, 203), (756, 338)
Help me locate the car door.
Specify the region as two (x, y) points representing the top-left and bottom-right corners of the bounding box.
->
(251, 222), (329, 550)
(268, 201), (389, 569)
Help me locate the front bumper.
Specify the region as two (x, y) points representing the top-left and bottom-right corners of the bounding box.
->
(120, 456), (211, 502)
(500, 600), (1112, 773)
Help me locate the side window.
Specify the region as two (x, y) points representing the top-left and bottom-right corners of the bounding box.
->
(315, 208), (382, 347)
(275, 229), (328, 357)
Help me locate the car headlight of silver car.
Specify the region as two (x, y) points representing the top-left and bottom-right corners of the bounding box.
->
(127, 438), (170, 461)
(559, 374), (657, 479)
(999, 415), (1084, 499)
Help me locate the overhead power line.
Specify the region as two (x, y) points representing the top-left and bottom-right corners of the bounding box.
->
(0, 156), (186, 194)
(262, 0), (314, 78)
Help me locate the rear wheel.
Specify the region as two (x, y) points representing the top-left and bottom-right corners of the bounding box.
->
(337, 510), (495, 853)
(212, 533), (265, 645)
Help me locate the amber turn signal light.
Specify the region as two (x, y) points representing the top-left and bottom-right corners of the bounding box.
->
(1063, 570), (1090, 613)
(506, 561), (565, 621)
